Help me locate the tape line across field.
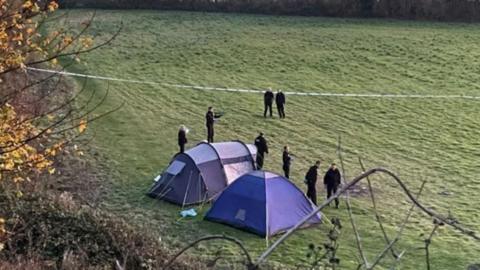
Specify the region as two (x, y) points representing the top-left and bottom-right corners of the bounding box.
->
(27, 67), (480, 100)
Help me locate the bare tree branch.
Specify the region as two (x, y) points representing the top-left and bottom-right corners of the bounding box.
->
(337, 136), (370, 268)
(0, 15), (122, 76)
(164, 235), (254, 270)
(367, 239), (399, 270)
(424, 224), (440, 270)
(386, 180), (427, 270)
(24, 23), (122, 69)
(359, 157), (399, 259)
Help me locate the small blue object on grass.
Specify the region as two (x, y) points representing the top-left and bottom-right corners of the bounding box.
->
(180, 208), (197, 218)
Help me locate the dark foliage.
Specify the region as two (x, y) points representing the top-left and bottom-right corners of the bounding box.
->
(0, 192), (203, 270)
(59, 0), (480, 22)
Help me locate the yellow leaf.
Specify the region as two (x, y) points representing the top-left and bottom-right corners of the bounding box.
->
(48, 168), (56, 175)
(4, 159), (14, 170)
(22, 1), (33, 9)
(78, 119), (87, 133)
(32, 3), (40, 12)
(48, 1), (59, 12)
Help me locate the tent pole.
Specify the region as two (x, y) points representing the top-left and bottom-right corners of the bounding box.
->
(198, 174), (208, 211)
(198, 174), (202, 204)
(181, 171), (193, 209)
(155, 174), (178, 200)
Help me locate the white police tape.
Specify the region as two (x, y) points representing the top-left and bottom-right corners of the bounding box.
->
(27, 67), (480, 100)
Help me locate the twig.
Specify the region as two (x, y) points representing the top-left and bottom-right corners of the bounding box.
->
(115, 260), (124, 270)
(388, 251), (406, 270)
(359, 157), (399, 259)
(25, 23), (123, 69)
(367, 238), (399, 270)
(164, 235), (254, 270)
(337, 136), (369, 269)
(386, 180), (427, 270)
(397, 180), (427, 238)
(425, 224), (439, 270)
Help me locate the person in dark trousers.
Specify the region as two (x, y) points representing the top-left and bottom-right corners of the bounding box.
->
(254, 132), (269, 169)
(263, 88), (274, 118)
(178, 125), (188, 153)
(305, 161), (321, 206)
(275, 90), (286, 118)
(282, 145), (292, 178)
(324, 163), (342, 208)
(205, 107), (215, 143)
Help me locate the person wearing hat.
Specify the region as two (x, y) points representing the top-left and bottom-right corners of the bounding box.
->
(178, 125), (188, 153)
(254, 132), (269, 169)
(275, 90), (286, 118)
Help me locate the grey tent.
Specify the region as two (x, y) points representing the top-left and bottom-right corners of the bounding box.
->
(147, 141), (257, 206)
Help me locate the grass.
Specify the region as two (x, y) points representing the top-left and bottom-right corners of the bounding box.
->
(55, 10), (480, 269)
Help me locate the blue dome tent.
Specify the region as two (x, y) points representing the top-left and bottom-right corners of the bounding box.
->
(205, 171), (322, 237)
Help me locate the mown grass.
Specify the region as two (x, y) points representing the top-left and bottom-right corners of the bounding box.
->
(57, 10), (480, 269)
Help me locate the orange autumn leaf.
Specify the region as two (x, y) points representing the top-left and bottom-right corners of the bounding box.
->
(78, 119), (87, 133)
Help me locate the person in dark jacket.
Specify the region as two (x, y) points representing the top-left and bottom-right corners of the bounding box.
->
(205, 107), (215, 143)
(275, 90), (286, 118)
(254, 132), (269, 169)
(263, 88), (274, 118)
(282, 145), (292, 178)
(305, 161), (320, 205)
(178, 125), (188, 153)
(324, 163), (342, 208)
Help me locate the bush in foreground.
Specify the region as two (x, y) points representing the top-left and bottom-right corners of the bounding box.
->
(0, 191), (204, 270)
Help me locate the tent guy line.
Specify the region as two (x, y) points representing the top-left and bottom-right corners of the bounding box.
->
(27, 67), (480, 100)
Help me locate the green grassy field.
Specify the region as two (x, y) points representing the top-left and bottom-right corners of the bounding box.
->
(58, 10), (480, 269)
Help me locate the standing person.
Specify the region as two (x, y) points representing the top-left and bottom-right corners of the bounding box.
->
(254, 132), (269, 169)
(305, 161), (321, 206)
(282, 145), (292, 178)
(178, 125), (188, 153)
(275, 90), (286, 118)
(323, 163), (342, 208)
(263, 88), (274, 118)
(205, 107), (215, 143)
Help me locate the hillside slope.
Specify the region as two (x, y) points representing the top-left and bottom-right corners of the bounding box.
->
(53, 10), (480, 269)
